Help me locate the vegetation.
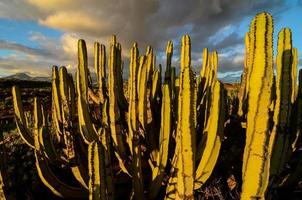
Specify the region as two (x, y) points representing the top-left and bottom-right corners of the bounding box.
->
(0, 12), (301, 199)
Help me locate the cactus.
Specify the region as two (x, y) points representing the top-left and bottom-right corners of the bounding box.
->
(126, 42), (144, 199)
(195, 81), (225, 189)
(77, 39), (99, 144)
(0, 128), (8, 200)
(149, 82), (171, 199)
(108, 36), (127, 158)
(9, 11), (302, 199)
(270, 28), (294, 180)
(12, 86), (35, 148)
(174, 35), (196, 199)
(238, 33), (250, 117)
(88, 42), (106, 104)
(241, 12), (274, 200)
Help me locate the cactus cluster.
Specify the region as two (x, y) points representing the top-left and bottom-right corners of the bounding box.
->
(1, 11), (300, 200)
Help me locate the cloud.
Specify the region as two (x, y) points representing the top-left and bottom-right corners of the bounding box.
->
(0, 40), (51, 56)
(0, 0), (295, 78)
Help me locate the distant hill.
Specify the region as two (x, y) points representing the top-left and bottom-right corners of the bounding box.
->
(3, 73), (51, 82)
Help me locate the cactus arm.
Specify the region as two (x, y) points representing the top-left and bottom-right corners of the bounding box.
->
(51, 66), (63, 141)
(35, 151), (87, 198)
(138, 53), (150, 130)
(38, 121), (61, 164)
(291, 47), (298, 102)
(12, 86), (35, 148)
(77, 39), (98, 144)
(67, 73), (76, 121)
(59, 66), (89, 189)
(149, 83), (171, 199)
(116, 42), (128, 110)
(199, 48), (208, 78)
(175, 35), (196, 199)
(33, 98), (87, 198)
(127, 43), (139, 154)
(241, 12), (274, 200)
(195, 81), (225, 189)
(238, 33), (250, 117)
(89, 42), (106, 104)
(0, 128), (8, 200)
(132, 130), (144, 200)
(151, 68), (160, 102)
(100, 125), (115, 200)
(270, 28), (293, 178)
(127, 43), (144, 199)
(292, 68), (302, 152)
(88, 141), (106, 200)
(164, 41), (173, 80)
(108, 36), (127, 158)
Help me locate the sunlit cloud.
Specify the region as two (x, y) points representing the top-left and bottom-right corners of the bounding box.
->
(0, 0), (300, 82)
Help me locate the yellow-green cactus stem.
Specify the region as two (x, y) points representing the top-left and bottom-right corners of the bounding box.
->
(100, 125), (115, 200)
(195, 81), (225, 189)
(175, 35), (196, 200)
(51, 65), (63, 141)
(59, 66), (89, 189)
(77, 39), (98, 144)
(291, 47), (298, 103)
(149, 83), (171, 199)
(0, 129), (8, 200)
(241, 12), (274, 200)
(88, 141), (107, 200)
(59, 67), (75, 159)
(108, 35), (127, 158)
(238, 33), (250, 117)
(12, 86), (35, 148)
(164, 41), (173, 80)
(278, 69), (302, 188)
(127, 45), (144, 197)
(34, 98), (87, 198)
(35, 148), (87, 198)
(138, 54), (148, 130)
(151, 67), (160, 102)
(292, 52), (300, 151)
(200, 48), (209, 78)
(270, 28), (293, 179)
(67, 73), (76, 121)
(116, 42), (128, 110)
(128, 42), (139, 154)
(88, 42), (106, 104)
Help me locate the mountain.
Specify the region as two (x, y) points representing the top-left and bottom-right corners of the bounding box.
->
(2, 73), (51, 82)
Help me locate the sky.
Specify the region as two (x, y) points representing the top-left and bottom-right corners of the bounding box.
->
(0, 0), (301, 82)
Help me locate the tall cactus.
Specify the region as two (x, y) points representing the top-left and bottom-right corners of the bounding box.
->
(238, 33), (250, 117)
(88, 42), (106, 104)
(108, 36), (127, 158)
(12, 86), (35, 148)
(241, 12), (274, 200)
(195, 81), (225, 189)
(149, 82), (171, 199)
(126, 42), (144, 199)
(270, 28), (294, 179)
(175, 35), (196, 200)
(77, 39), (99, 144)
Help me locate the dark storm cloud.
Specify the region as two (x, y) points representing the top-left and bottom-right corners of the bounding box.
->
(0, 0), (294, 76)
